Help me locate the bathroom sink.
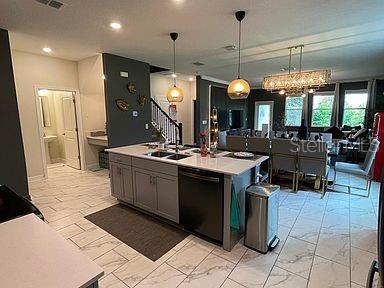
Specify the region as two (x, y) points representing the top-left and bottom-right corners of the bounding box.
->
(146, 151), (174, 158)
(166, 154), (191, 161)
(43, 135), (57, 143)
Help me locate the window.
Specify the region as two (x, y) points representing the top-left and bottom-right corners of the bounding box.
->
(311, 93), (334, 127)
(342, 90), (368, 127)
(285, 97), (303, 126)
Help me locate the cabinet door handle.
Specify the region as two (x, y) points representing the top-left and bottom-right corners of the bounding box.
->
(149, 176), (152, 184)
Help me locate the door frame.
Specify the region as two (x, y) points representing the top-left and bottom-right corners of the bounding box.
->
(254, 101), (274, 131)
(34, 85), (85, 179)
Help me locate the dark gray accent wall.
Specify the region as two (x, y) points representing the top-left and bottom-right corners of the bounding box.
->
(0, 29), (29, 199)
(246, 89), (286, 131)
(375, 79), (384, 112)
(103, 53), (152, 148)
(195, 76), (227, 143)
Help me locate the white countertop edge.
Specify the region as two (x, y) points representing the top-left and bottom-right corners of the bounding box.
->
(106, 145), (269, 176)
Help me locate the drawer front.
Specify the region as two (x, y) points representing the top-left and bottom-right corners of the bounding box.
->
(109, 153), (132, 166)
(132, 157), (177, 176)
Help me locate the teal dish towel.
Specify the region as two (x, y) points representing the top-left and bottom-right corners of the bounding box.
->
(230, 183), (240, 230)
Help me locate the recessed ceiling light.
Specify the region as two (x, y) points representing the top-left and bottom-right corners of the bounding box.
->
(42, 47), (52, 53)
(172, 73), (177, 78)
(110, 22), (122, 30)
(188, 77), (194, 81)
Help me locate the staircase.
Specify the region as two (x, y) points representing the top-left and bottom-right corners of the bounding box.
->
(151, 98), (182, 144)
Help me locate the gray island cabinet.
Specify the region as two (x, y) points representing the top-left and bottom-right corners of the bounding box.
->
(109, 153), (179, 223)
(107, 144), (269, 251)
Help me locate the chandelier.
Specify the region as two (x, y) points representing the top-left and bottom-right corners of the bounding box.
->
(262, 45), (331, 96)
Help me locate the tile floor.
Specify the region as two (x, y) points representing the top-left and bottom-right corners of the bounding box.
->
(29, 166), (381, 288)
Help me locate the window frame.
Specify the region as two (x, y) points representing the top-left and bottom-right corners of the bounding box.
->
(285, 96), (304, 127)
(342, 89), (368, 127)
(254, 101), (274, 131)
(310, 91), (335, 127)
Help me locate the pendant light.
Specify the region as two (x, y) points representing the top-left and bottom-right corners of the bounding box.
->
(227, 11), (250, 100)
(166, 32), (184, 103)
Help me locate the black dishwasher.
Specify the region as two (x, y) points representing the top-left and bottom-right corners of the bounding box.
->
(179, 167), (223, 243)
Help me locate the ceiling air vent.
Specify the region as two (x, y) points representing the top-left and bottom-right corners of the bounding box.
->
(192, 62), (205, 66)
(35, 0), (64, 9)
(223, 45), (237, 51)
(48, 0), (64, 9)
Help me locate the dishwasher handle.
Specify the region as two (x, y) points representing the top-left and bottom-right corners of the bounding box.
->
(179, 171), (220, 183)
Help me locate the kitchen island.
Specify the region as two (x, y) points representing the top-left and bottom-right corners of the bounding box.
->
(106, 144), (268, 251)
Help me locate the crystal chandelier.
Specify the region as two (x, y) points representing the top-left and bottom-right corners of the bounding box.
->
(262, 45), (331, 96)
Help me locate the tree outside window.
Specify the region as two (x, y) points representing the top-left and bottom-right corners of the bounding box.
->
(285, 97), (303, 126)
(311, 93), (334, 127)
(342, 91), (368, 127)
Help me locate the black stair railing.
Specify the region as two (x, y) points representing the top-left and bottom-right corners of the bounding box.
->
(150, 98), (183, 145)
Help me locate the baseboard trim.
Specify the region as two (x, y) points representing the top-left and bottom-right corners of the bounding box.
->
(28, 174), (45, 182)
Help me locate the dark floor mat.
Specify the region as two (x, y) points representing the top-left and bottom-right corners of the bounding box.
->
(85, 204), (189, 261)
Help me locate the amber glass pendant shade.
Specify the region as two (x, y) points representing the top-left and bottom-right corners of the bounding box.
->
(166, 85), (184, 102)
(227, 78), (250, 99)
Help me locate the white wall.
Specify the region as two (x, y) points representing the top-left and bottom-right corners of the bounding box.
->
(77, 55), (106, 169)
(12, 51), (106, 178)
(12, 50), (79, 178)
(150, 74), (195, 144)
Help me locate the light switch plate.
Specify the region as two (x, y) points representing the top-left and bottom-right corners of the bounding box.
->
(202, 120), (207, 124)
(145, 124), (149, 129)
(132, 111), (138, 117)
(120, 71), (129, 78)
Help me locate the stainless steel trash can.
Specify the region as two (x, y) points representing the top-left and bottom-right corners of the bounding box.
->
(244, 183), (280, 253)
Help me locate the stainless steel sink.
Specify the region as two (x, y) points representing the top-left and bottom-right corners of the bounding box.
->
(146, 151), (174, 158)
(166, 154), (192, 161)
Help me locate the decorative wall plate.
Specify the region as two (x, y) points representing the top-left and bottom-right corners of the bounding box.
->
(127, 83), (136, 93)
(116, 99), (130, 111)
(138, 94), (148, 106)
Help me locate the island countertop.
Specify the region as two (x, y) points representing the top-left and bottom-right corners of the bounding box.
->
(106, 144), (268, 175)
(0, 214), (104, 288)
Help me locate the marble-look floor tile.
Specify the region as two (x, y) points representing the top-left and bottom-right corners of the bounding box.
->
(94, 250), (128, 278)
(351, 247), (378, 286)
(99, 273), (128, 288)
(316, 229), (350, 266)
(172, 235), (195, 251)
(114, 249), (176, 288)
(113, 243), (139, 261)
(351, 223), (377, 254)
(81, 234), (122, 260)
(275, 237), (315, 279)
(278, 207), (300, 228)
(179, 254), (235, 288)
(220, 278), (246, 288)
(308, 256), (350, 288)
(289, 218), (321, 244)
(350, 210), (378, 229)
(166, 238), (215, 275)
(273, 225), (291, 254)
(70, 226), (107, 247)
(212, 241), (247, 264)
(76, 218), (97, 230)
(321, 212), (349, 234)
(229, 249), (277, 288)
(264, 266), (307, 288)
(57, 224), (84, 239)
(48, 212), (84, 231)
(135, 263), (186, 288)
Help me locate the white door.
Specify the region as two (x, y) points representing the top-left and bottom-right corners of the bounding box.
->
(254, 101), (274, 131)
(62, 94), (80, 169)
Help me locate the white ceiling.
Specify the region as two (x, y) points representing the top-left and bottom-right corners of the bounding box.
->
(1, 0), (384, 86)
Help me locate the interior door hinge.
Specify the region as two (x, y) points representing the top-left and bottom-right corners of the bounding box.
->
(78, 155), (80, 160)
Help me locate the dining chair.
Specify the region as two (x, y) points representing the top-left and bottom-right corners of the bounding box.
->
(270, 138), (298, 191)
(247, 137), (271, 182)
(333, 138), (380, 197)
(226, 135), (247, 152)
(297, 140), (329, 198)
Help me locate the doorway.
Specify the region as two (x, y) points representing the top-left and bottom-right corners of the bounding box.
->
(36, 88), (83, 178)
(254, 101), (274, 131)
